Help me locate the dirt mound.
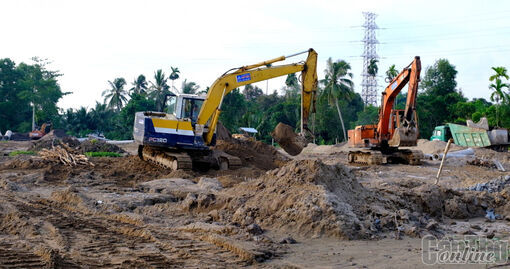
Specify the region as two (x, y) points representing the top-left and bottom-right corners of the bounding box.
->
(45, 129), (68, 139)
(216, 122), (232, 141)
(29, 134), (81, 151)
(214, 139), (288, 170)
(217, 160), (376, 239)
(271, 123), (308, 156)
(210, 160), (492, 240)
(414, 139), (465, 154)
(78, 140), (125, 153)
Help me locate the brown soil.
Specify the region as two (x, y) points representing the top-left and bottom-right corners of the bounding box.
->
(216, 122), (232, 141)
(1, 140), (510, 267)
(213, 138), (289, 170)
(271, 122), (308, 156)
(78, 140), (125, 153)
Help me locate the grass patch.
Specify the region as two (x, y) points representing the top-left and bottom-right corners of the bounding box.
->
(9, 150), (36, 156)
(85, 151), (122, 157)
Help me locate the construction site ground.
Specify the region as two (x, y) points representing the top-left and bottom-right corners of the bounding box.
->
(0, 138), (509, 268)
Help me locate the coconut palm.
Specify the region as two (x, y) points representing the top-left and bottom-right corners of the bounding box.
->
(102, 77), (128, 112)
(149, 70), (170, 111)
(385, 64), (399, 82)
(130, 74), (148, 95)
(489, 67), (509, 81)
(181, 79), (200, 94)
(169, 67), (180, 90)
(489, 78), (510, 126)
(367, 58), (379, 77)
(321, 58), (354, 141)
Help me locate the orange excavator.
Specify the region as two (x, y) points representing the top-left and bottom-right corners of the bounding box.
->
(347, 56), (423, 165)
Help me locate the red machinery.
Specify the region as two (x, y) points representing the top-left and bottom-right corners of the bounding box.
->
(348, 56), (423, 165)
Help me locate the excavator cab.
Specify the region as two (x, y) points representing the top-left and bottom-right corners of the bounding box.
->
(162, 93), (205, 123)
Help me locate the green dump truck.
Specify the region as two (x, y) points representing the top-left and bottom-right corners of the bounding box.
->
(430, 122), (509, 151)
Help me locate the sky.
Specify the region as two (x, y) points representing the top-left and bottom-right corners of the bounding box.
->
(1, 0), (509, 110)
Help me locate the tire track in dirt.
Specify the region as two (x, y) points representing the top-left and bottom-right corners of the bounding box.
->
(0, 191), (247, 268)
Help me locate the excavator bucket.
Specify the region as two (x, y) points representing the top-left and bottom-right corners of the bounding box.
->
(388, 126), (419, 147)
(271, 123), (308, 156)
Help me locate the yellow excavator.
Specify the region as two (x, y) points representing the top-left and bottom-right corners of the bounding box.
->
(134, 49), (318, 170)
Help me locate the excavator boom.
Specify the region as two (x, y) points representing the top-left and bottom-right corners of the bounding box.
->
(198, 48), (318, 145)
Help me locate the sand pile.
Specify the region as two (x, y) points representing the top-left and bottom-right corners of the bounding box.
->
(413, 139), (465, 154)
(214, 139), (288, 170)
(210, 160), (494, 240)
(217, 159), (377, 239)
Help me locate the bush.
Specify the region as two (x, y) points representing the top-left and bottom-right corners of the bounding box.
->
(9, 150), (35, 156)
(84, 152), (122, 157)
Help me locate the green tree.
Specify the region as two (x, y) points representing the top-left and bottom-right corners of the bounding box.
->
(283, 73), (300, 97)
(242, 84), (263, 101)
(489, 67), (509, 81)
(102, 77), (128, 112)
(14, 57), (67, 131)
(489, 78), (509, 126)
(181, 79), (200, 94)
(169, 66), (180, 90)
(367, 58), (378, 76)
(149, 69), (170, 111)
(89, 102), (114, 134)
(385, 64), (398, 82)
(321, 58), (354, 141)
(354, 105), (379, 126)
(130, 74), (148, 95)
(219, 89), (247, 131)
(417, 59), (465, 138)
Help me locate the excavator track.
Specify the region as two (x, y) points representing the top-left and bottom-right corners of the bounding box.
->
(139, 146), (193, 171)
(397, 149), (424, 165)
(348, 149), (424, 165)
(348, 150), (384, 165)
(212, 150), (242, 170)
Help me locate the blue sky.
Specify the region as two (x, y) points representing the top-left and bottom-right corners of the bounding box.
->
(1, 0), (509, 109)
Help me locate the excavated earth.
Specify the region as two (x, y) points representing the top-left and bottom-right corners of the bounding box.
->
(0, 137), (510, 268)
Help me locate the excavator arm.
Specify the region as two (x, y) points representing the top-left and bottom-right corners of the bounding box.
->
(377, 56), (421, 144)
(197, 48), (318, 145)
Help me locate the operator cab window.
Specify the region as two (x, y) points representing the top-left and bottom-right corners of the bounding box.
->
(182, 98), (204, 123)
(164, 95), (177, 115)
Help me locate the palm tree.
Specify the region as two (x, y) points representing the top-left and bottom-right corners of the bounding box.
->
(489, 78), (510, 126)
(89, 102), (112, 133)
(102, 77), (128, 112)
(181, 79), (199, 94)
(169, 67), (180, 90)
(385, 64), (399, 82)
(130, 74), (148, 95)
(489, 67), (509, 81)
(367, 58), (379, 77)
(321, 58), (354, 141)
(149, 70), (170, 111)
(284, 73), (299, 96)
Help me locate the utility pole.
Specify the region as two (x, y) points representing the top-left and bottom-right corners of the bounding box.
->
(361, 12), (379, 106)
